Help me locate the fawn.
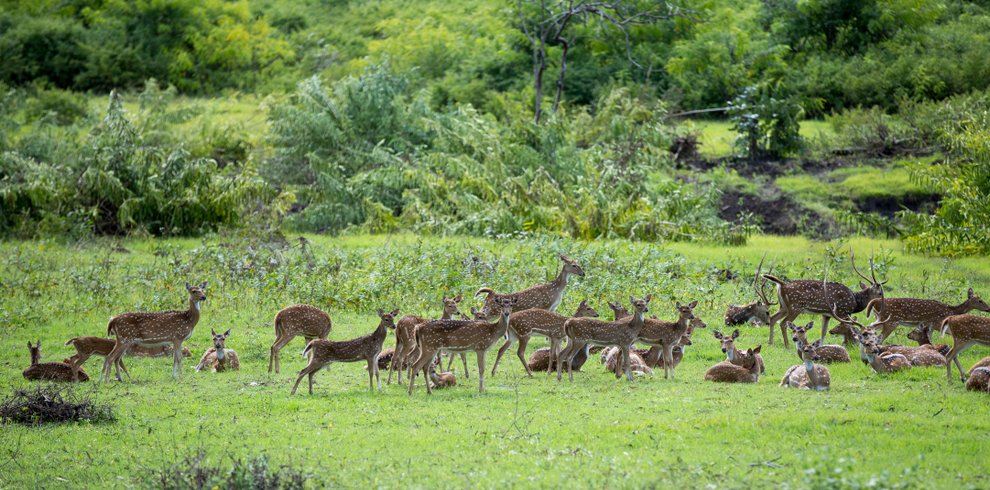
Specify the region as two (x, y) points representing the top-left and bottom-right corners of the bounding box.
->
(906, 324), (950, 356)
(704, 345), (762, 383)
(558, 296), (652, 382)
(788, 321), (850, 363)
(712, 329), (765, 374)
(24, 341), (88, 382)
(632, 301), (698, 380)
(491, 298), (599, 377)
(389, 295), (462, 385)
(475, 254), (584, 316)
(195, 329), (240, 372)
(269, 303), (332, 374)
(858, 337), (911, 373)
(780, 340), (831, 390)
(65, 336), (129, 382)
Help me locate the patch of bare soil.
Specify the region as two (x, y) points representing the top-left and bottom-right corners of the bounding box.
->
(719, 189), (837, 238)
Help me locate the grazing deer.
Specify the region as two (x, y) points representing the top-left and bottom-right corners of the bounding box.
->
(712, 329), (765, 373)
(939, 314), (990, 382)
(704, 346), (762, 383)
(24, 341), (88, 382)
(966, 367), (990, 393)
(558, 296), (653, 382)
(788, 321), (850, 363)
(269, 303), (332, 374)
(195, 329), (240, 372)
(865, 288), (990, 342)
(408, 296), (517, 395)
(725, 255), (776, 326)
(858, 338), (911, 373)
(906, 324), (950, 356)
(491, 299), (599, 377)
(780, 340), (831, 390)
(388, 295), (462, 385)
(101, 281), (207, 382)
(290, 309), (398, 394)
(764, 251), (885, 346)
(65, 336), (129, 382)
(475, 253), (584, 315)
(632, 301), (698, 380)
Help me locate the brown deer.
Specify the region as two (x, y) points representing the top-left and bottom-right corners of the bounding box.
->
(604, 347), (653, 377)
(859, 337), (911, 373)
(195, 329), (240, 372)
(633, 301), (698, 380)
(526, 342), (593, 373)
(388, 295), (462, 385)
(939, 314), (990, 382)
(65, 337), (129, 382)
(644, 330), (694, 371)
(906, 324), (950, 356)
(491, 299), (600, 377)
(876, 343), (946, 367)
(429, 368), (457, 390)
(780, 340), (831, 390)
(763, 251), (885, 346)
(827, 322), (858, 346)
(375, 348), (396, 370)
(408, 296), (517, 395)
(101, 281), (207, 382)
(788, 321), (850, 363)
(290, 309), (398, 394)
(557, 296), (653, 382)
(475, 253), (584, 315)
(969, 356), (990, 372)
(865, 288), (990, 342)
(269, 303), (332, 374)
(712, 329), (765, 373)
(607, 301), (630, 321)
(24, 341), (88, 382)
(704, 346), (762, 383)
(128, 344), (193, 358)
(725, 255), (776, 327)
(966, 367), (990, 393)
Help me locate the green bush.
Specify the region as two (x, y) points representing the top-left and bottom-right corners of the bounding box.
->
(728, 82), (804, 159)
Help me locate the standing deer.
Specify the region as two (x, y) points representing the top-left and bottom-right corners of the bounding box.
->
(634, 301), (698, 380)
(490, 298), (599, 377)
(196, 329), (240, 372)
(939, 314), (990, 382)
(712, 329), (765, 373)
(408, 296), (518, 395)
(764, 251), (885, 346)
(475, 253), (584, 315)
(65, 337), (129, 382)
(290, 309), (398, 394)
(704, 346), (762, 383)
(24, 341), (88, 382)
(725, 255), (776, 326)
(557, 296), (653, 382)
(607, 301), (630, 321)
(865, 288), (990, 342)
(788, 321), (850, 363)
(388, 295), (462, 385)
(269, 304), (332, 374)
(780, 340), (831, 390)
(101, 281), (207, 382)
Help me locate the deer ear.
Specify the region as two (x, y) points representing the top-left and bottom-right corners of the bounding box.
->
(390, 309), (400, 317)
(752, 345), (762, 354)
(805, 321), (814, 329)
(201, 281), (208, 289)
(688, 301), (698, 309)
(27, 341), (31, 348)
(675, 301), (681, 308)
(713, 331), (723, 339)
(645, 294), (653, 303)
(812, 339), (823, 347)
(377, 308), (384, 318)
(787, 323), (796, 332)
(185, 281), (192, 291)
(454, 294), (463, 302)
(731, 329), (740, 339)
(969, 288), (976, 298)
(224, 329), (231, 337)
(211, 328), (217, 336)
(859, 281), (869, 290)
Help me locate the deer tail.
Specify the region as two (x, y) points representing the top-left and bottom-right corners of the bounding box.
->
(475, 287), (496, 299)
(302, 339), (315, 359)
(762, 274), (786, 286)
(274, 315), (283, 337)
(940, 317), (952, 337)
(106, 318), (116, 336)
(65, 337), (78, 346)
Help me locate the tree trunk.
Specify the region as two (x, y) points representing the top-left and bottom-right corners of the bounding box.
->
(533, 37), (547, 124)
(552, 37), (569, 114)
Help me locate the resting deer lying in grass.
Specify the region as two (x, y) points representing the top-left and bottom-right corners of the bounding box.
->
(939, 314), (990, 382)
(269, 303), (332, 374)
(476, 253), (584, 316)
(633, 301), (698, 380)
(966, 367), (990, 393)
(780, 340), (831, 390)
(389, 295), (462, 385)
(789, 320), (850, 363)
(865, 288), (990, 342)
(725, 255), (776, 327)
(408, 296), (518, 394)
(65, 336), (129, 382)
(604, 347), (652, 377)
(764, 251), (884, 346)
(102, 281), (207, 382)
(526, 342), (592, 373)
(24, 341), (88, 382)
(828, 323), (858, 346)
(290, 309), (398, 394)
(858, 337), (911, 373)
(712, 329), (765, 373)
(491, 299), (599, 377)
(558, 296), (652, 382)
(196, 329), (240, 372)
(906, 324), (950, 356)
(704, 345), (762, 383)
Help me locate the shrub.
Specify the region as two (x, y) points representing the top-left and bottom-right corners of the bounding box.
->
(728, 83), (804, 159)
(0, 385), (114, 426)
(148, 451), (312, 490)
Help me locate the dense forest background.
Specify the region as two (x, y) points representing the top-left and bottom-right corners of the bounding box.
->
(2, 0), (989, 255)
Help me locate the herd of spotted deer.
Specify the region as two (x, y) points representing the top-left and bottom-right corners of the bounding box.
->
(20, 252), (990, 395)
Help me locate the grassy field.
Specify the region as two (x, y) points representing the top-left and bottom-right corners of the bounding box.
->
(2, 233), (989, 488)
(689, 119), (836, 158)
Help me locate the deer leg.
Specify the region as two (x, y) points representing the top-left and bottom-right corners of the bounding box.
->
(117, 356), (130, 379)
(516, 336), (532, 377)
(368, 358), (376, 392)
(820, 315), (831, 342)
(268, 334), (283, 373)
(270, 335), (292, 374)
(778, 312), (799, 348)
(548, 338), (562, 375)
(477, 350), (486, 393)
(387, 339), (402, 385)
(72, 352), (90, 382)
(945, 341), (974, 382)
(172, 341), (183, 380)
(408, 349), (431, 395)
(566, 342), (584, 382)
(290, 365), (312, 395)
(556, 342), (570, 381)
(102, 343), (128, 383)
(460, 353), (469, 379)
(445, 352), (455, 373)
(768, 307), (789, 345)
(491, 335), (515, 377)
(879, 322), (898, 343)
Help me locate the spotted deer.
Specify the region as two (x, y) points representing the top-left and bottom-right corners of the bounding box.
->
(290, 309), (398, 394)
(788, 321), (850, 363)
(828, 322), (858, 345)
(65, 336), (129, 382)
(725, 255), (776, 326)
(196, 329), (240, 372)
(269, 304), (332, 374)
(712, 329), (765, 373)
(101, 281), (207, 382)
(607, 301), (630, 321)
(939, 314), (990, 382)
(906, 324), (950, 356)
(24, 341), (88, 382)
(526, 342), (592, 373)
(859, 337), (911, 373)
(966, 367), (990, 393)
(780, 340), (831, 390)
(704, 345), (762, 383)
(764, 251), (885, 346)
(388, 295), (462, 385)
(475, 253), (584, 316)
(604, 347), (653, 377)
(865, 288), (990, 342)
(633, 301), (698, 380)
(491, 299), (599, 377)
(644, 327), (695, 371)
(557, 296), (652, 382)
(128, 344), (193, 358)
(408, 296), (517, 395)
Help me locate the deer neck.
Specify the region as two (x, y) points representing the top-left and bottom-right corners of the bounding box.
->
(803, 359), (819, 384)
(494, 311), (511, 337)
(726, 346), (740, 362)
(951, 299), (974, 316)
(629, 310), (646, 330)
(440, 310), (453, 320)
(188, 297), (202, 321)
(216, 347), (226, 362)
(852, 289), (875, 312)
(30, 349), (40, 366)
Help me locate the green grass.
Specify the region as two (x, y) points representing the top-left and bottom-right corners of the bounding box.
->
(1, 233), (988, 488)
(687, 119), (836, 158)
(776, 158), (935, 213)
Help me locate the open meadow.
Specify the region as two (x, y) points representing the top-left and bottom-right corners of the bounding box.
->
(2, 233), (989, 488)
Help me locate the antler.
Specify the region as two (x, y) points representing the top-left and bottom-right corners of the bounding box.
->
(850, 250), (873, 284)
(829, 302), (862, 330)
(753, 254), (777, 306)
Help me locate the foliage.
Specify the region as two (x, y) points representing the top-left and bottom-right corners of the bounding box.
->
(0, 385), (114, 426)
(728, 83), (804, 159)
(149, 451), (311, 490)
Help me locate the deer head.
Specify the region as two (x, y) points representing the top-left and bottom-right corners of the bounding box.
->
(210, 329), (230, 351)
(27, 340), (41, 365)
(608, 301), (630, 320)
(798, 340), (822, 363)
(559, 254), (585, 277)
(965, 288), (990, 313)
(631, 295), (653, 319)
(907, 324), (931, 345)
(185, 281), (208, 310)
(442, 295), (463, 318)
(376, 308), (401, 330)
(713, 329), (740, 357)
(674, 300), (697, 322)
(788, 321), (815, 346)
(575, 298), (599, 318)
(494, 296), (518, 321)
